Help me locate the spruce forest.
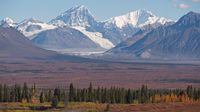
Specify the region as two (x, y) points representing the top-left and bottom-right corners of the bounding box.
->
(0, 83), (200, 108)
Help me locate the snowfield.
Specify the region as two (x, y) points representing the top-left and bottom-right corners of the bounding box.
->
(73, 27), (114, 49)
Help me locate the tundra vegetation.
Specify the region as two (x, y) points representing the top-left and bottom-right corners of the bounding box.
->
(0, 83), (200, 112)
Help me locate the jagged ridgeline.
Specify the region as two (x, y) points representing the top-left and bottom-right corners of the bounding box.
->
(0, 5), (173, 55)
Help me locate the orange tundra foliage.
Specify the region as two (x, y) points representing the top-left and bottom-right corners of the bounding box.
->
(151, 93), (197, 103)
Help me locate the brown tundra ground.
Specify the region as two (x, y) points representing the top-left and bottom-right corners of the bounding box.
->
(0, 59), (199, 89)
(0, 102), (200, 112)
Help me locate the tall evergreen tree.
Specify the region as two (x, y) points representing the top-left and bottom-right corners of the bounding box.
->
(3, 84), (9, 102)
(110, 87), (116, 104)
(186, 85), (193, 99)
(140, 85), (148, 103)
(119, 88), (126, 104)
(17, 85), (22, 102)
(81, 88), (87, 102)
(22, 82), (29, 102)
(76, 89), (81, 102)
(51, 96), (58, 108)
(88, 83), (93, 102)
(54, 88), (61, 101)
(126, 89), (133, 104)
(69, 83), (75, 102)
(0, 84), (2, 102)
(40, 92), (44, 103)
(45, 90), (52, 102)
(10, 87), (15, 102)
(96, 86), (101, 102)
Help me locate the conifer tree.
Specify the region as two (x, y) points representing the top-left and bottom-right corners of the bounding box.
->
(51, 96), (58, 108)
(110, 87), (116, 104)
(54, 88), (61, 101)
(81, 88), (87, 102)
(187, 85), (193, 99)
(126, 89), (133, 104)
(40, 92), (44, 103)
(10, 87), (15, 102)
(76, 89), (81, 102)
(22, 82), (29, 102)
(17, 85), (22, 102)
(0, 84), (2, 102)
(96, 86), (101, 103)
(46, 90), (52, 102)
(3, 84), (9, 102)
(69, 83), (75, 102)
(140, 85), (148, 103)
(88, 83), (93, 102)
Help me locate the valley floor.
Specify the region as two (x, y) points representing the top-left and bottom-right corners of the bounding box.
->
(0, 60), (200, 89)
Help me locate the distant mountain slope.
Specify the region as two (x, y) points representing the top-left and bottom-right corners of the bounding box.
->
(99, 9), (173, 44)
(0, 27), (58, 58)
(16, 18), (57, 39)
(107, 12), (200, 60)
(47, 5), (115, 53)
(32, 27), (104, 50)
(0, 27), (94, 62)
(0, 18), (57, 39)
(103, 9), (172, 29)
(49, 6), (173, 46)
(72, 27), (114, 49)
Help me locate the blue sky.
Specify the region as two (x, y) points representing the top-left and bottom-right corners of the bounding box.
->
(0, 0), (200, 22)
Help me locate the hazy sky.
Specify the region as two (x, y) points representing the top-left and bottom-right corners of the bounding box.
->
(0, 0), (200, 22)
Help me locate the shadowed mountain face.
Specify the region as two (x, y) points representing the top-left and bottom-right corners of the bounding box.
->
(0, 27), (93, 62)
(32, 27), (102, 49)
(107, 12), (200, 60)
(0, 27), (59, 59)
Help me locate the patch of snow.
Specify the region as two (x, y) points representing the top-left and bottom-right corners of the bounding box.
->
(104, 9), (173, 29)
(0, 17), (17, 28)
(46, 48), (106, 56)
(73, 26), (115, 49)
(17, 18), (57, 39)
(141, 50), (151, 59)
(50, 20), (67, 27)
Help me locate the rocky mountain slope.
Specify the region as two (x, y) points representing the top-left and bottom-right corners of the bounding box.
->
(0, 27), (57, 58)
(107, 12), (200, 60)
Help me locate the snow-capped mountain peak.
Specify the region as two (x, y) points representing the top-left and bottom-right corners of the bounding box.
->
(17, 18), (44, 27)
(0, 17), (17, 28)
(21, 18), (43, 23)
(50, 5), (97, 27)
(17, 18), (57, 38)
(104, 9), (173, 29)
(65, 5), (89, 14)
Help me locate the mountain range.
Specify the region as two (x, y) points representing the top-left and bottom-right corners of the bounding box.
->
(1, 5), (200, 61)
(0, 27), (92, 63)
(0, 5), (172, 55)
(107, 12), (200, 60)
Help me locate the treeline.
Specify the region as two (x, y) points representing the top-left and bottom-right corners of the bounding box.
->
(61, 84), (200, 104)
(0, 83), (36, 102)
(0, 83), (200, 105)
